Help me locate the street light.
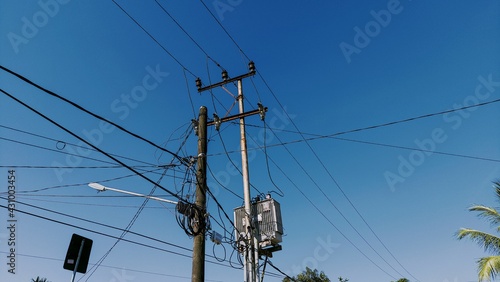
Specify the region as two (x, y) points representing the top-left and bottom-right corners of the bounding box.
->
(88, 182), (178, 205)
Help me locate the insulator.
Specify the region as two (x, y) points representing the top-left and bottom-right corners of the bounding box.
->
(248, 61), (256, 73)
(195, 77), (202, 90)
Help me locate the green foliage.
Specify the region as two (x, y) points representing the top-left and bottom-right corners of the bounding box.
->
(283, 267), (331, 282)
(338, 277), (349, 282)
(392, 279), (409, 282)
(457, 181), (500, 281)
(31, 277), (50, 282)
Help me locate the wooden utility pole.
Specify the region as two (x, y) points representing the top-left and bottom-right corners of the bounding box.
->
(192, 106), (207, 282)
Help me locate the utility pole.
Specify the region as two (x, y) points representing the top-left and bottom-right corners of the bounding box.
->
(237, 78), (258, 282)
(192, 106), (207, 282)
(196, 61), (265, 282)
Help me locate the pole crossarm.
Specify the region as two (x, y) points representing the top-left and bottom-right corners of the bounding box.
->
(207, 108), (267, 127)
(196, 61), (256, 93)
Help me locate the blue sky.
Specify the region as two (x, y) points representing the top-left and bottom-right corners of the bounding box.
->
(1, 1), (500, 281)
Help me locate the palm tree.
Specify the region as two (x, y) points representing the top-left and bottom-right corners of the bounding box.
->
(457, 181), (500, 281)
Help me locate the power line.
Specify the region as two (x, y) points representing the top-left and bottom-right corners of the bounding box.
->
(208, 124), (500, 165)
(264, 105), (417, 279)
(110, 0), (197, 78)
(0, 136), (116, 165)
(2, 196), (188, 252)
(0, 203), (238, 270)
(191, 23), (497, 277)
(83, 147), (185, 279)
(0, 164), (157, 169)
(0, 124), (160, 166)
(15, 196), (172, 209)
(256, 137), (397, 279)
(266, 124), (403, 278)
(190, 20), (411, 276)
(5, 195), (240, 267)
(0, 251), (225, 281)
(192, 6), (404, 277)
(333, 136), (500, 164)
(242, 95), (500, 144)
(0, 168), (164, 195)
(154, 0), (224, 70)
(207, 162), (243, 200)
(198, 0), (251, 62)
(0, 88), (184, 202)
(0, 65), (187, 166)
(212, 128), (264, 196)
(267, 260), (293, 281)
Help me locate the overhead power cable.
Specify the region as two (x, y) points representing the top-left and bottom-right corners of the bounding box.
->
(154, 0), (224, 70)
(0, 164), (158, 169)
(266, 144), (397, 279)
(240, 123), (500, 163)
(267, 124), (405, 278)
(264, 95), (418, 279)
(0, 251), (225, 282)
(267, 260), (293, 281)
(0, 65), (186, 166)
(110, 0), (197, 78)
(1, 196), (188, 252)
(195, 10), (418, 279)
(15, 196), (170, 209)
(333, 136), (500, 163)
(0, 203), (236, 270)
(0, 136), (116, 165)
(0, 168), (164, 195)
(0, 124), (159, 166)
(0, 88), (183, 202)
(220, 126), (500, 165)
(240, 96), (500, 153)
(198, 0), (251, 62)
(4, 194), (240, 266)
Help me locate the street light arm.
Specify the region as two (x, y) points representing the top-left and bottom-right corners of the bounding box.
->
(87, 182), (178, 205)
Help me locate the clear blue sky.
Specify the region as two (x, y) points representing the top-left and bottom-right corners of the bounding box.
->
(1, 1), (499, 281)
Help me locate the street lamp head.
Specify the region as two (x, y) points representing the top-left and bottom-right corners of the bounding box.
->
(88, 182), (106, 191)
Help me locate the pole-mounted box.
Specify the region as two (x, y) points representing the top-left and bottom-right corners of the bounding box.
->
(234, 198), (283, 248)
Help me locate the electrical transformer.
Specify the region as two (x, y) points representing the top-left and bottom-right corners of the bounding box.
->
(234, 197), (283, 248)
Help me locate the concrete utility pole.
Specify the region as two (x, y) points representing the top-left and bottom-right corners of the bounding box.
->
(196, 62), (265, 282)
(237, 78), (258, 282)
(192, 106), (208, 282)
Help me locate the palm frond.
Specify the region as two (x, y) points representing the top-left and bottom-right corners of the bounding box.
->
(469, 205), (500, 227)
(478, 256), (500, 282)
(495, 181), (500, 202)
(457, 228), (500, 254)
